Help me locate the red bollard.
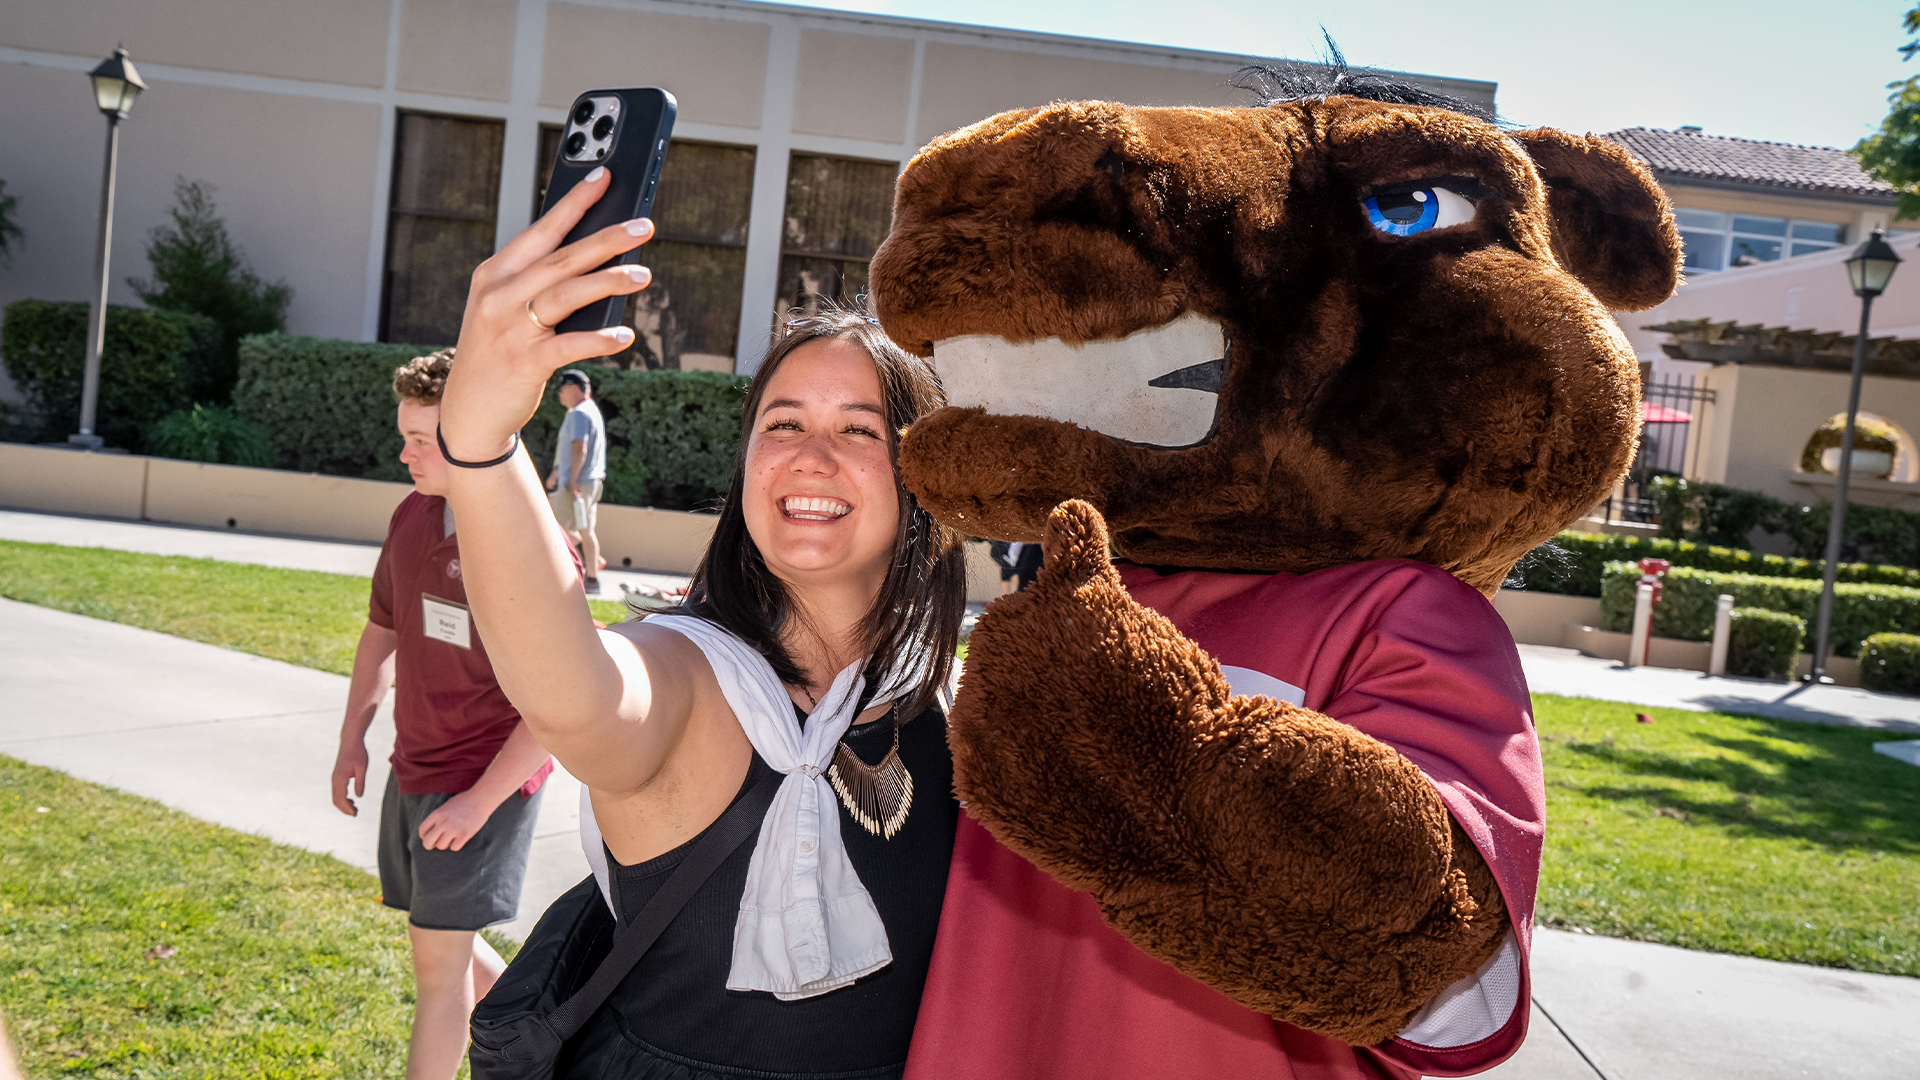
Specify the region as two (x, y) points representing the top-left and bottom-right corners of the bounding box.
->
(1633, 558), (1671, 666)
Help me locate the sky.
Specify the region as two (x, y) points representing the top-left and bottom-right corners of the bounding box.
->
(790, 0), (1917, 150)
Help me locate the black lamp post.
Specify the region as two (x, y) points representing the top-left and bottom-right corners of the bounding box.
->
(69, 46), (145, 450)
(1809, 229), (1902, 681)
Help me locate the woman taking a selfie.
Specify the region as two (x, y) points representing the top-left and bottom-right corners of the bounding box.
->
(437, 168), (967, 1079)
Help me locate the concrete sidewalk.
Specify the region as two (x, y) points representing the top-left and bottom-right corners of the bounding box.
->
(1520, 643), (1920, 733)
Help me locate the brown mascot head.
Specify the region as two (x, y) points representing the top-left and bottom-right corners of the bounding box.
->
(870, 68), (1683, 594)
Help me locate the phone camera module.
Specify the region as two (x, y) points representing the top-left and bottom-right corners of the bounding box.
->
(562, 95), (622, 165)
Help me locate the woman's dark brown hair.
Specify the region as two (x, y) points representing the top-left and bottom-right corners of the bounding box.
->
(675, 301), (967, 718)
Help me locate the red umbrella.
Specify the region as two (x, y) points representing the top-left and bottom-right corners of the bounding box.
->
(1640, 401), (1692, 423)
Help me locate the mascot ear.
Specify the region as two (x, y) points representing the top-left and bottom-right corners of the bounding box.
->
(1510, 129), (1682, 312)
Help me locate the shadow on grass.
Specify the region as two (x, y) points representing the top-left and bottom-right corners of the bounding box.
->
(1551, 722), (1920, 856)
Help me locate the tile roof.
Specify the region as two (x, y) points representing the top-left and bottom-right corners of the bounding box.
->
(1604, 127), (1897, 201)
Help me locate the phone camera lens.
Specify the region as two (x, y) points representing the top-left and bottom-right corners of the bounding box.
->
(565, 131), (587, 157)
(593, 115), (614, 140)
(595, 147), (606, 160)
(572, 100), (595, 124)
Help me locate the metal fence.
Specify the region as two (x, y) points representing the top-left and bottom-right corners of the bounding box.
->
(1600, 374), (1718, 524)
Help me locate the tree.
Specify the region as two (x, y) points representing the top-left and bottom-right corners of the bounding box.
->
(128, 177), (292, 403)
(1853, 6), (1920, 219)
(0, 179), (22, 268)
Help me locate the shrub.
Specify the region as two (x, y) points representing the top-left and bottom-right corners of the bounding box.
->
(601, 446), (652, 507)
(1599, 561), (1920, 657)
(232, 333), (438, 480)
(148, 403), (274, 467)
(1512, 530), (1920, 597)
(1779, 500), (1920, 569)
(1637, 476), (1920, 570)
(1, 299), (222, 451)
(234, 334), (747, 508)
(1859, 632), (1920, 695)
(520, 369), (747, 512)
(1799, 415), (1900, 475)
(1728, 607), (1805, 681)
(129, 178), (292, 405)
(1646, 477), (1791, 547)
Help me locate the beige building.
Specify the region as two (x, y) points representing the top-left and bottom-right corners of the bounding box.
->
(1582, 127), (1920, 523)
(0, 0), (1494, 382)
(1608, 126), (1904, 281)
(1626, 231), (1920, 514)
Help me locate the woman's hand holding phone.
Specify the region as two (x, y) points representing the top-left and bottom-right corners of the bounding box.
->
(438, 168), (653, 462)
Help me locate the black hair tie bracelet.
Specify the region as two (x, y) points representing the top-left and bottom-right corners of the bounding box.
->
(437, 426), (521, 469)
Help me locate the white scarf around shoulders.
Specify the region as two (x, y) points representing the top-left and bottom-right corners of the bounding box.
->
(578, 614), (906, 1000)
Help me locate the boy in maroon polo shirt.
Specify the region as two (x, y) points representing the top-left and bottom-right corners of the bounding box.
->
(328, 348), (576, 1080)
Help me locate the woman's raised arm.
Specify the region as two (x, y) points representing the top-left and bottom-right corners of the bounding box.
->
(437, 170), (692, 794)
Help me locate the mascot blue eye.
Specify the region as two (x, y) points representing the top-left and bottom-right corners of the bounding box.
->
(1364, 185), (1476, 237)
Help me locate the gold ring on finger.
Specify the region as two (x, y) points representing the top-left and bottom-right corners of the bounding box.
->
(526, 299), (555, 332)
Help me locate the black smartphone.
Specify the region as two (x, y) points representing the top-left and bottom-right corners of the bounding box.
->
(539, 87), (676, 335)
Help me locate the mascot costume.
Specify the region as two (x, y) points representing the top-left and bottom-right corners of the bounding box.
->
(867, 65), (1681, 1078)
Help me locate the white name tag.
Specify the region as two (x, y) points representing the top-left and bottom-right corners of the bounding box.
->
(421, 594), (471, 649)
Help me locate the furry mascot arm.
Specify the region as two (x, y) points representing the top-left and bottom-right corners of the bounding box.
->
(952, 500), (1509, 1046)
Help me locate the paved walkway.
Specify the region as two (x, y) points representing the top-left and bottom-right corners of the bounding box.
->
(1520, 643), (1920, 733)
(5, 509), (1920, 1077)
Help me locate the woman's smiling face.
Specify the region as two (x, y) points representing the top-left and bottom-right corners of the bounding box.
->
(742, 337), (902, 595)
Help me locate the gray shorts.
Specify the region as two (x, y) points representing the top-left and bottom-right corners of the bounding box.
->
(550, 478), (603, 534)
(377, 771), (544, 931)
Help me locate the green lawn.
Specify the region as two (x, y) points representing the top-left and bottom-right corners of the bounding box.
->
(0, 754), (415, 1078)
(0, 540), (631, 677)
(1534, 693), (1920, 975)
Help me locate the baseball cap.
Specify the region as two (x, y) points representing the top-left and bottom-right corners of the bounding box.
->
(556, 369), (592, 389)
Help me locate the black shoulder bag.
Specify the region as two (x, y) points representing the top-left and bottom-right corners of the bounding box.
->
(470, 768), (782, 1080)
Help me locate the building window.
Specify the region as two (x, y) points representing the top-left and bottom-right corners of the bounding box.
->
(775, 154), (896, 320)
(381, 110), (504, 345)
(623, 142), (755, 371)
(536, 123), (563, 220)
(1675, 208), (1847, 274)
(536, 133), (754, 371)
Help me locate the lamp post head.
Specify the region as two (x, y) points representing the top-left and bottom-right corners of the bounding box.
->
(1846, 228), (1902, 299)
(88, 47), (145, 120)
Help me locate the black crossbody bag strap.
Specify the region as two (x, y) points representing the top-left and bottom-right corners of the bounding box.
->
(546, 767), (783, 1041)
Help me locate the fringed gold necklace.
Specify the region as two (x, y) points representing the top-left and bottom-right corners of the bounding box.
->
(828, 707), (913, 839)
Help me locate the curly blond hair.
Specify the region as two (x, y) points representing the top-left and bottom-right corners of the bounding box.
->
(392, 348), (454, 405)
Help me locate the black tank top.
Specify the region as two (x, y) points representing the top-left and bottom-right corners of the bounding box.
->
(559, 704), (957, 1080)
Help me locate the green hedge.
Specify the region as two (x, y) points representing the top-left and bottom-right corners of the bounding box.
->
(1, 299), (222, 452)
(1512, 530), (1920, 597)
(518, 367), (746, 512)
(1647, 476), (1791, 548)
(1777, 501), (1920, 570)
(1644, 476), (1920, 569)
(231, 334), (439, 481)
(1859, 632), (1920, 695)
(232, 333), (747, 508)
(148, 404), (274, 467)
(1599, 561), (1920, 658)
(1729, 608), (1804, 681)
